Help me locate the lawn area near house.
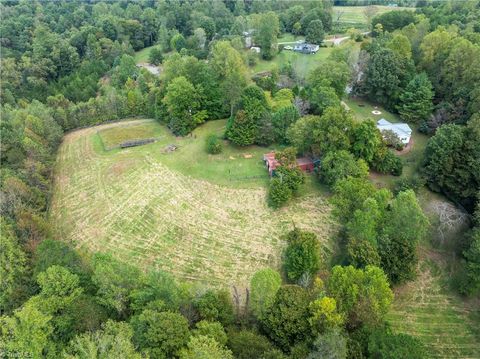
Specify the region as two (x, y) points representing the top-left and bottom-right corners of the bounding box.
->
(252, 46), (334, 79)
(277, 33), (304, 43)
(344, 97), (429, 189)
(50, 119), (334, 288)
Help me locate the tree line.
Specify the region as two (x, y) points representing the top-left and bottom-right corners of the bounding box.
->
(1, 0), (479, 357)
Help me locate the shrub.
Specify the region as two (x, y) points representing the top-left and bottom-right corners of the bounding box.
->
(227, 330), (274, 359)
(284, 228), (321, 282)
(372, 148), (403, 176)
(148, 47), (163, 65)
(393, 175), (426, 195)
(268, 177), (292, 208)
(205, 134), (222, 154)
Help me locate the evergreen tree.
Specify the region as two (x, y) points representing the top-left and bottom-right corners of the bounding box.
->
(398, 73), (434, 123)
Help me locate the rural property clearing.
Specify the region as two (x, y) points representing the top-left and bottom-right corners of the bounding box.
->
(332, 5), (414, 29)
(50, 119), (336, 288)
(387, 191), (480, 358)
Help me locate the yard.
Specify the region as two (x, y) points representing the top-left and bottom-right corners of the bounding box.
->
(50, 119), (336, 288)
(344, 97), (430, 189)
(251, 46), (334, 80)
(97, 121), (163, 150)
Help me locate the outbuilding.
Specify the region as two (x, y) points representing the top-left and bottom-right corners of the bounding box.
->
(263, 152), (316, 176)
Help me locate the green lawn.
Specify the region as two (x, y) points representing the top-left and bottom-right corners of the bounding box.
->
(95, 119), (325, 194)
(251, 47), (334, 80)
(134, 45), (160, 63)
(97, 121), (163, 149)
(277, 33), (304, 44)
(344, 97), (429, 189)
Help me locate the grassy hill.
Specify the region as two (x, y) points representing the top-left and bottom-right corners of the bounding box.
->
(50, 119), (336, 288)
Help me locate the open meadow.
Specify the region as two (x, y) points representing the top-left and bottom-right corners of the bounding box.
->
(251, 47), (334, 80)
(386, 190), (480, 358)
(333, 5), (414, 30)
(50, 119), (336, 288)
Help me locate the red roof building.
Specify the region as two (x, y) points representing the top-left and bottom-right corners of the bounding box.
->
(263, 152), (315, 176)
(263, 152), (279, 176)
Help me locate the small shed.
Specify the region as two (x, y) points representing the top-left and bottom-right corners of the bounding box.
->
(263, 152), (316, 176)
(296, 157), (315, 172)
(263, 152), (279, 176)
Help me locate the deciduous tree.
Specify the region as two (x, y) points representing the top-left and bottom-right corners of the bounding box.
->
(261, 285), (311, 350)
(305, 20), (324, 45)
(379, 190), (429, 284)
(319, 150), (369, 186)
(131, 310), (190, 359)
(250, 268), (282, 319)
(328, 265), (393, 329)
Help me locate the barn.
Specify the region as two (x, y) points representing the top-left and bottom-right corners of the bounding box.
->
(296, 157), (315, 172)
(263, 152), (316, 176)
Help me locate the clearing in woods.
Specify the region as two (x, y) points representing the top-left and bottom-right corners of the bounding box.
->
(387, 191), (480, 358)
(332, 5), (414, 29)
(97, 121), (163, 149)
(50, 119), (336, 287)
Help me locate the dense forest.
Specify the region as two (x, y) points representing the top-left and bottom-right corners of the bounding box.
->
(1, 0), (479, 358)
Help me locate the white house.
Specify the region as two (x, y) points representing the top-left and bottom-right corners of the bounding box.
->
(293, 43), (319, 54)
(376, 119), (412, 145)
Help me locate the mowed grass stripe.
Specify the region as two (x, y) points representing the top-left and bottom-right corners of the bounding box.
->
(387, 258), (480, 359)
(50, 119), (336, 288)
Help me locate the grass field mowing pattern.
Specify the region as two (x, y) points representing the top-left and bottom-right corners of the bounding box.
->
(97, 121), (163, 149)
(387, 256), (480, 358)
(50, 120), (336, 287)
(333, 6), (414, 27)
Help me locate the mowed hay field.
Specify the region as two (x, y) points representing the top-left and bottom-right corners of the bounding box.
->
(333, 5), (414, 28)
(50, 119), (336, 287)
(387, 193), (480, 358)
(387, 256), (480, 358)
